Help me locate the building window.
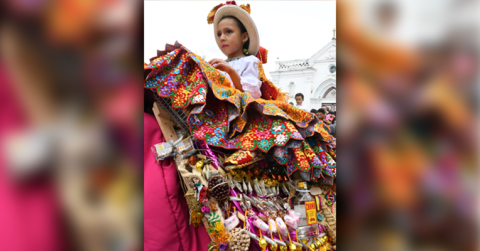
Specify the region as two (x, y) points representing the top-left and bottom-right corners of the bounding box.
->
(329, 64), (336, 74)
(323, 87), (336, 98)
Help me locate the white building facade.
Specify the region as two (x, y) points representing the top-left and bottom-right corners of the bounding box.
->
(270, 39), (336, 111)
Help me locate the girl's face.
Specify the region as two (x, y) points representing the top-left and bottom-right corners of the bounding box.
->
(217, 18), (248, 58)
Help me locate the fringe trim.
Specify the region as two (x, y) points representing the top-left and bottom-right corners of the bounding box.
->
(257, 61), (289, 102)
(207, 3), (224, 24)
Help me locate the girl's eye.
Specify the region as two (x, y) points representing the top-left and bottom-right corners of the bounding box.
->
(227, 30), (232, 34)
(217, 32), (221, 37)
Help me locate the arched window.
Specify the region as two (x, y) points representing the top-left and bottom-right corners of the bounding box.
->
(322, 87), (336, 98)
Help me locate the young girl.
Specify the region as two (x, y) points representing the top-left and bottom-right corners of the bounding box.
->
(145, 1), (336, 184)
(207, 12), (262, 99)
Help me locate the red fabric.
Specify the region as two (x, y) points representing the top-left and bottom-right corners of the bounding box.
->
(256, 46), (268, 64)
(144, 113), (211, 251)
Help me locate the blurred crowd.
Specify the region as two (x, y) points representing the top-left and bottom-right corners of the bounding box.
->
(337, 0), (479, 250)
(0, 0), (478, 251)
(0, 0), (143, 250)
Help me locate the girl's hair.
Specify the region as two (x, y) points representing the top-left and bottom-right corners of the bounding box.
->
(219, 15), (250, 54)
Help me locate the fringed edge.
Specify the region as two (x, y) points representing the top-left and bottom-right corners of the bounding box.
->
(264, 48), (268, 64)
(239, 4), (251, 14)
(207, 3), (225, 24)
(257, 61), (289, 102)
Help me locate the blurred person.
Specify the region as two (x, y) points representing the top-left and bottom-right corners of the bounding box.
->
(295, 92), (308, 111)
(337, 1), (478, 251)
(329, 122), (336, 138)
(0, 1), (143, 250)
(318, 108), (331, 125)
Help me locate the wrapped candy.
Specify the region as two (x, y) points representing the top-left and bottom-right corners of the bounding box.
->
(268, 218), (277, 233)
(252, 217), (270, 233)
(224, 214), (239, 231)
(284, 215), (298, 229)
(275, 217), (289, 236)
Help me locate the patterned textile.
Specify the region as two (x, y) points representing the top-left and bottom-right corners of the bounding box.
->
(224, 150), (266, 170)
(145, 42), (336, 182)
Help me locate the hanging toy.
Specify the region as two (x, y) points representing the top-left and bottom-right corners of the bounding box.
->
(210, 200), (218, 211)
(191, 211), (204, 228)
(325, 190), (336, 205)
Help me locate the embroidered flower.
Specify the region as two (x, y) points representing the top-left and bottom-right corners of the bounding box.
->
(271, 124), (284, 135)
(275, 134), (287, 145)
(208, 136), (221, 145)
(292, 131), (302, 139)
(259, 139), (270, 149)
(192, 95), (205, 103)
(223, 139), (237, 148)
(215, 126), (226, 138)
(183, 62), (191, 76)
(311, 156), (322, 166)
(166, 75), (178, 88)
(256, 130), (270, 139)
(188, 116), (203, 126)
(194, 127), (208, 138)
(220, 89), (230, 98)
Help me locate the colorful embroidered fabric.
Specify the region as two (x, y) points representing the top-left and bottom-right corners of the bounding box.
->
(145, 42), (336, 181)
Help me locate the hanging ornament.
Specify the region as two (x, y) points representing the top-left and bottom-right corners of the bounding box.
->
(288, 242), (297, 251)
(196, 160), (204, 172)
(258, 231), (268, 251)
(325, 190), (336, 205)
(191, 211), (204, 228)
(189, 155), (198, 165)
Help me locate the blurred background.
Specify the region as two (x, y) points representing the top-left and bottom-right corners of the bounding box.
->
(0, 0), (479, 251)
(337, 0), (479, 250)
(0, 0), (143, 250)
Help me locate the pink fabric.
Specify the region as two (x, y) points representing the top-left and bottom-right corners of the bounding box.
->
(0, 64), (63, 251)
(144, 112), (211, 251)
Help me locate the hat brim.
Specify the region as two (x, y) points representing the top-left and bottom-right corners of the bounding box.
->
(213, 5), (259, 56)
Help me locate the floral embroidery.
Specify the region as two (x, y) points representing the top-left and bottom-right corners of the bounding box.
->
(275, 134), (287, 145)
(145, 42), (336, 183)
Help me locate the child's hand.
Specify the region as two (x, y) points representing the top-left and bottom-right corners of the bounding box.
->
(208, 58), (234, 73)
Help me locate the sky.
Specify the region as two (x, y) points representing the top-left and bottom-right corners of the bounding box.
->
(144, 1), (336, 80)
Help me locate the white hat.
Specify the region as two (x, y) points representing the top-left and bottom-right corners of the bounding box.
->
(209, 3), (260, 56)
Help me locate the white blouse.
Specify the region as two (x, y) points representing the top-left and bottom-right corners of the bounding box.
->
(219, 55), (262, 99)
